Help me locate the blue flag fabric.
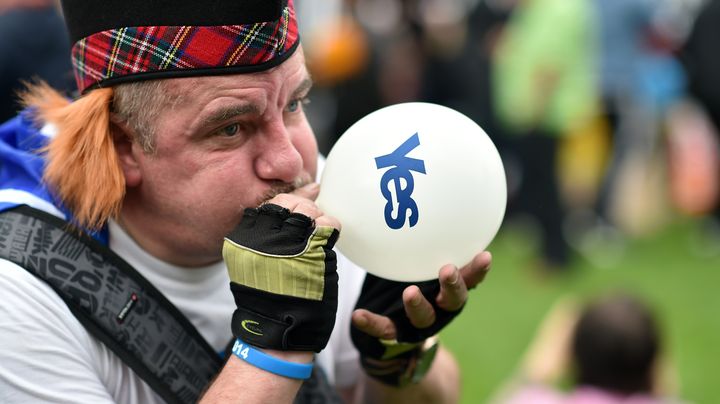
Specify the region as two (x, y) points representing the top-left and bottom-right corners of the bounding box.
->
(0, 111), (109, 244)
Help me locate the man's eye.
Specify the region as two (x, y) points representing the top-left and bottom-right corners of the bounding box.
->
(220, 123), (240, 137)
(286, 97), (309, 113)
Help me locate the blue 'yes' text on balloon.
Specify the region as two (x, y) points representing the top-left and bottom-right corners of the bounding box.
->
(374, 133), (427, 229)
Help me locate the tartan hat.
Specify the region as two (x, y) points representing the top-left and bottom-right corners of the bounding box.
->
(60, 0), (299, 94)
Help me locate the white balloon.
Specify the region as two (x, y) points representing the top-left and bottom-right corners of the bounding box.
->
(317, 102), (507, 282)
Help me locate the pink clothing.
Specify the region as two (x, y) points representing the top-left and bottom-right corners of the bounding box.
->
(502, 385), (680, 404)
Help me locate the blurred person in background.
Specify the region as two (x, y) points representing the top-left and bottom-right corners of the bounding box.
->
(681, 0), (720, 137)
(677, 0), (720, 225)
(302, 0), (429, 155)
(420, 0), (515, 153)
(491, 0), (597, 271)
(493, 293), (684, 404)
(0, 0), (75, 122)
(592, 0), (658, 228)
(589, 0), (686, 241)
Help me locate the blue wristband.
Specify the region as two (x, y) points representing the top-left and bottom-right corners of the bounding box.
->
(231, 338), (313, 380)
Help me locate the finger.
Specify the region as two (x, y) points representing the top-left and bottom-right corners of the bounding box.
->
(314, 214), (341, 230)
(460, 251), (492, 290)
(287, 199), (321, 220)
(266, 193), (319, 219)
(265, 193), (302, 211)
(267, 193), (340, 230)
(283, 197), (340, 230)
(403, 285), (436, 329)
(352, 309), (397, 340)
(436, 264), (468, 311)
(291, 182), (320, 200)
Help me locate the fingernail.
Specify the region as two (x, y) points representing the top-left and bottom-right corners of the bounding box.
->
(449, 270), (459, 285)
(411, 294), (422, 306)
(355, 314), (368, 327)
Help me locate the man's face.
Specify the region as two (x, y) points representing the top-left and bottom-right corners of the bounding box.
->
(125, 48), (318, 265)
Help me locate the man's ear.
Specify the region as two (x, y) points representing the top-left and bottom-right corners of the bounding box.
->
(111, 120), (142, 187)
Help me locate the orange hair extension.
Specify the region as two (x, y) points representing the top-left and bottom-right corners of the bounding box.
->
(21, 82), (125, 231)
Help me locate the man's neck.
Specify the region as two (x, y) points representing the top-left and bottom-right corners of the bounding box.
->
(117, 206), (221, 268)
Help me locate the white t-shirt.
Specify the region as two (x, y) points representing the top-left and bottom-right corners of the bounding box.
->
(0, 219), (364, 403)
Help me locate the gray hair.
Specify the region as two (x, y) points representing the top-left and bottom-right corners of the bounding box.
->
(112, 80), (178, 154)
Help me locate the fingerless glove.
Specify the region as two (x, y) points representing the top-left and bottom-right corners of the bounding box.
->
(351, 274), (464, 385)
(223, 203), (340, 353)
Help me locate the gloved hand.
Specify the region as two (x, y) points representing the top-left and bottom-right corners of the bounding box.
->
(350, 252), (492, 386)
(352, 274), (462, 347)
(223, 202), (340, 353)
(350, 275), (463, 385)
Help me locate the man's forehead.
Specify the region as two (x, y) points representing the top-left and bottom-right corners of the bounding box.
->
(169, 73), (258, 94)
(163, 50), (309, 102)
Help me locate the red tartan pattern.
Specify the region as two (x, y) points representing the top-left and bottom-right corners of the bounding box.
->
(71, 2), (297, 93)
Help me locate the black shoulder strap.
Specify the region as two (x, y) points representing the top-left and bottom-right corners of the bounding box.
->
(0, 205), (222, 404)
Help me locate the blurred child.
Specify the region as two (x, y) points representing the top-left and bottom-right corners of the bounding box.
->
(493, 293), (684, 403)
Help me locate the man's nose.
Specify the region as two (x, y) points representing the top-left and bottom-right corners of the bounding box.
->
(254, 121), (303, 183)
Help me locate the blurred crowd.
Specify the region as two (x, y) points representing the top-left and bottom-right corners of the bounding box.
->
(294, 0), (720, 272)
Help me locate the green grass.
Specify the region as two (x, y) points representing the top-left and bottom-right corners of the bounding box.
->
(441, 218), (720, 403)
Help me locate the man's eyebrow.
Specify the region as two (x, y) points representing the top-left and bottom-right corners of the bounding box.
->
(202, 104), (259, 127)
(290, 77), (313, 99)
(200, 78), (312, 128)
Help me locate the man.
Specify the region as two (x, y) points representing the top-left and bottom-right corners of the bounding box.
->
(0, 0), (492, 402)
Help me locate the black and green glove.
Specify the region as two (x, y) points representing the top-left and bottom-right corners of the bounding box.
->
(351, 274), (465, 386)
(223, 203), (340, 353)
